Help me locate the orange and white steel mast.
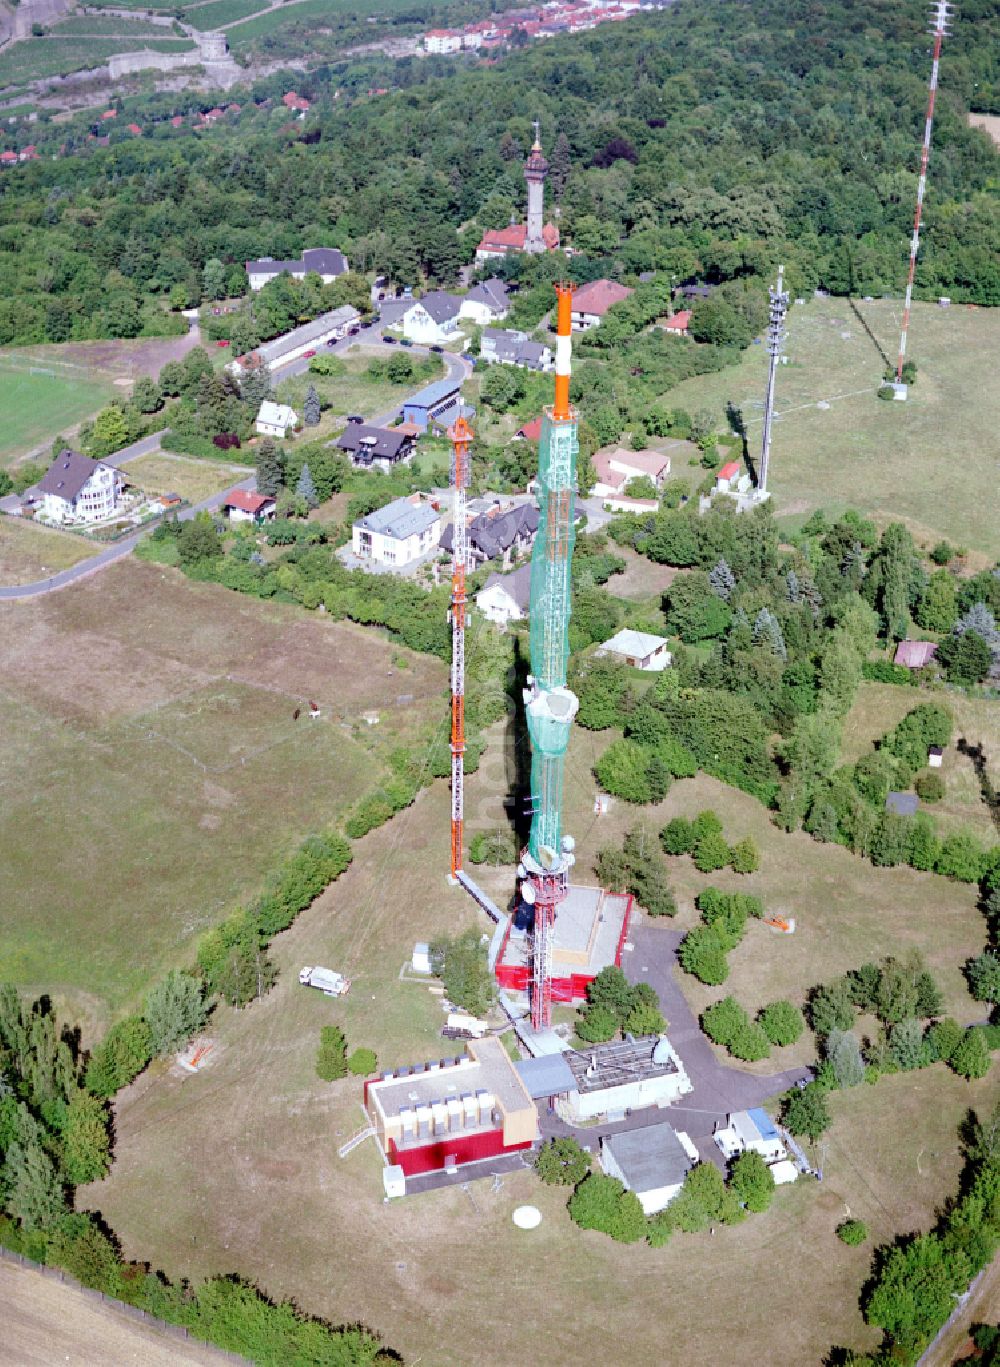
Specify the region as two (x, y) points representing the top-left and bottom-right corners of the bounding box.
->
(448, 412), (473, 878)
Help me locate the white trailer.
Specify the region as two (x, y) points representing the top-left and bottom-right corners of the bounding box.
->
(445, 1012), (488, 1038)
(299, 966), (351, 997)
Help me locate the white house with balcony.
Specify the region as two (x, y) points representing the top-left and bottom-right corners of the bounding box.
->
(351, 494), (440, 568)
(37, 449), (124, 525)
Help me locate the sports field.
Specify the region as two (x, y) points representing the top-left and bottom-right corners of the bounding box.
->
(0, 358), (116, 466)
(661, 297), (1000, 557)
(89, 768), (997, 1367)
(0, 558), (446, 1028)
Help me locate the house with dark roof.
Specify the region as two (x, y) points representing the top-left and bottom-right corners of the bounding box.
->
(37, 449), (124, 525)
(475, 563), (532, 626)
(336, 424), (416, 469)
(570, 279), (633, 331)
(440, 500), (539, 569)
(400, 291), (463, 345)
(245, 247), (347, 291)
(480, 328), (553, 371)
(351, 494), (440, 567)
(459, 279), (511, 326)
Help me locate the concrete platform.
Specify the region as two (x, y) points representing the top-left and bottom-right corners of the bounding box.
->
(495, 884), (632, 1001)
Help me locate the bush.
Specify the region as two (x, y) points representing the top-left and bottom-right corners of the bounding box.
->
(693, 831), (731, 873)
(316, 1026), (348, 1081)
(915, 771), (945, 802)
(836, 1218), (869, 1246)
(729, 837), (759, 875)
(347, 1047), (377, 1076)
(469, 829), (518, 866)
(702, 996), (748, 1047)
(759, 1000), (805, 1047)
(729, 1021), (772, 1062)
(535, 1137), (591, 1186)
(679, 925), (730, 985)
(660, 817), (694, 855)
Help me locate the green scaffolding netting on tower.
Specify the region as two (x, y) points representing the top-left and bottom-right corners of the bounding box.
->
(525, 412), (579, 863)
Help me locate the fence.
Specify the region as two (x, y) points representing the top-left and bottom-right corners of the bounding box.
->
(0, 1244), (248, 1363)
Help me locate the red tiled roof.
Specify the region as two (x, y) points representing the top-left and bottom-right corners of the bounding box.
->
(517, 417), (542, 441)
(664, 309), (692, 331)
(894, 640), (938, 669)
(225, 490), (274, 515)
(718, 461), (741, 480)
(0, 150), (16, 162)
(478, 221), (559, 252)
(101, 109), (117, 119)
(571, 278), (633, 316)
(170, 116), (184, 127)
(126, 124), (142, 135)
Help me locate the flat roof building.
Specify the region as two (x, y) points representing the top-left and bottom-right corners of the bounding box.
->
(495, 885), (633, 1006)
(600, 1121), (697, 1214)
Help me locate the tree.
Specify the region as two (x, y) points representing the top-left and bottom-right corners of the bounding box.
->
(670, 1162), (743, 1232)
(916, 569), (957, 632)
(702, 997), (747, 1047)
(660, 817), (694, 855)
(202, 257), (227, 302)
(568, 1172), (648, 1243)
(729, 837), (759, 874)
(131, 375), (162, 414)
(950, 1026), (990, 1080)
(256, 438), (284, 497)
(239, 356), (273, 411)
(938, 630), (992, 684)
(177, 515), (223, 567)
(347, 1047), (377, 1076)
(88, 405), (129, 459)
(623, 999), (667, 1037)
(837, 1218), (869, 1245)
(863, 1233), (969, 1350)
(534, 1137), (591, 1186)
(966, 952), (1000, 1004)
(61, 1091), (111, 1185)
(303, 384), (321, 427)
(296, 463), (318, 508)
(729, 1021), (772, 1061)
(678, 926), (729, 985)
(926, 1017), (963, 1064)
(429, 930), (496, 1017)
(693, 832), (730, 873)
(889, 1018), (925, 1072)
(316, 1026), (348, 1081)
(576, 1003), (619, 1043)
(85, 1016), (152, 1098)
(708, 558), (736, 600)
(782, 1083), (831, 1140)
(4, 1137), (65, 1230)
(752, 608), (787, 659)
(729, 1150), (775, 1213)
(915, 771), (945, 802)
(759, 1000), (804, 1047)
(145, 971), (208, 1056)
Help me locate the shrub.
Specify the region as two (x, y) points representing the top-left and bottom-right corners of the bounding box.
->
(660, 817), (694, 855)
(729, 1021), (771, 1062)
(702, 996), (748, 1047)
(535, 1137), (591, 1186)
(347, 1047), (377, 1076)
(836, 1218), (869, 1246)
(693, 832), (731, 873)
(316, 1026), (348, 1081)
(915, 771), (945, 802)
(679, 925), (729, 985)
(759, 1000), (805, 1047)
(469, 829), (518, 866)
(729, 836), (759, 874)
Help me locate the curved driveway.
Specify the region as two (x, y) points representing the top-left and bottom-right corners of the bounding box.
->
(0, 332), (472, 601)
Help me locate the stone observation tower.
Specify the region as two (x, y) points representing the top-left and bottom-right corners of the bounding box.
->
(523, 121), (550, 255)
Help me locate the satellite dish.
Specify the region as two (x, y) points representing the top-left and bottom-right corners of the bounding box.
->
(517, 863), (527, 880)
(522, 884), (536, 905)
(512, 1205), (542, 1230)
(561, 835), (576, 853)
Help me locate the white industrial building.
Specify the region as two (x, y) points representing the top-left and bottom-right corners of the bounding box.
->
(713, 1108), (798, 1184)
(515, 1036), (691, 1125)
(596, 629), (672, 672)
(351, 494), (440, 567)
(600, 1121), (698, 1215)
(231, 305), (360, 375)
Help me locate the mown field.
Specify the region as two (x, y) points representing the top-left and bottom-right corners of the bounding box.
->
(0, 557), (446, 1028)
(0, 517), (97, 587)
(122, 451), (250, 502)
(661, 297), (1000, 557)
(0, 357), (116, 466)
(89, 765), (998, 1367)
(0, 37), (194, 87)
(274, 351), (444, 441)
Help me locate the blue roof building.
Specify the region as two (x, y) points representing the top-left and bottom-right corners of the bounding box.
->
(402, 375), (463, 431)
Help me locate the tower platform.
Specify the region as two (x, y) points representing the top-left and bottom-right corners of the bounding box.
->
(495, 885), (633, 1003)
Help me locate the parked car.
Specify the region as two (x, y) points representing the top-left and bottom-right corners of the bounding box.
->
(382, 333), (396, 344)
(303, 349), (316, 358)
(430, 344), (444, 353)
(399, 337), (413, 348)
(215, 339), (230, 347)
(348, 325), (361, 336)
(346, 414), (364, 424)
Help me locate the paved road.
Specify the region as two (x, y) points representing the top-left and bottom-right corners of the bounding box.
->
(0, 476), (254, 601)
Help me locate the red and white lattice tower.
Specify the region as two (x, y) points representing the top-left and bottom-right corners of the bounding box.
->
(896, 0), (955, 385)
(448, 413), (473, 879)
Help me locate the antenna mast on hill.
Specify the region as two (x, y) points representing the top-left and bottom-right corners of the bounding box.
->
(448, 412), (473, 880)
(757, 264), (789, 497)
(895, 0), (955, 390)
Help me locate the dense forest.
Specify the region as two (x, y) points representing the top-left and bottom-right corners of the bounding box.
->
(0, 0), (999, 344)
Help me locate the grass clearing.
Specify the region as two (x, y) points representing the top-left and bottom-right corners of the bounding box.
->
(275, 351), (444, 441)
(0, 37), (194, 86)
(0, 356), (116, 465)
(51, 15), (177, 35)
(224, 0), (409, 42)
(181, 0), (266, 27)
(88, 770), (997, 1367)
(660, 297), (1000, 556)
(122, 452), (250, 503)
(0, 517), (97, 586)
(0, 557), (446, 1017)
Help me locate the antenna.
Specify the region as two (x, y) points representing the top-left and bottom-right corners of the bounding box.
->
(895, 0), (955, 389)
(757, 264), (789, 496)
(447, 412), (473, 879)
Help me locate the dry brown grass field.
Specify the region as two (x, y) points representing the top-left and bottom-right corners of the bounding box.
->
(122, 452), (252, 504)
(0, 558), (446, 1027)
(88, 770), (998, 1367)
(0, 516), (96, 586)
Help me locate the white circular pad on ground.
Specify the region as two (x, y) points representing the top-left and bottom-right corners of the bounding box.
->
(512, 1205), (542, 1230)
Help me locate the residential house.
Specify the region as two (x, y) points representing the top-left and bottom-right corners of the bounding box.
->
(459, 278), (511, 325)
(475, 563), (532, 626)
(281, 90), (310, 113)
(401, 376), (464, 431)
(599, 1123), (697, 1216)
(596, 629), (672, 672)
(400, 291), (462, 345)
(480, 328), (553, 371)
(475, 220), (560, 263)
(592, 447), (671, 501)
(223, 490), (276, 523)
(423, 28), (463, 52)
(232, 305), (359, 373)
(336, 424), (416, 469)
(894, 639), (938, 670)
(663, 309), (692, 337)
(441, 500), (540, 569)
(570, 279), (633, 331)
(677, 283), (712, 302)
(352, 495), (441, 567)
(256, 401), (298, 439)
(37, 449), (124, 525)
(245, 247), (348, 291)
(716, 460), (751, 495)
(713, 1109), (798, 1184)
(515, 416), (543, 443)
